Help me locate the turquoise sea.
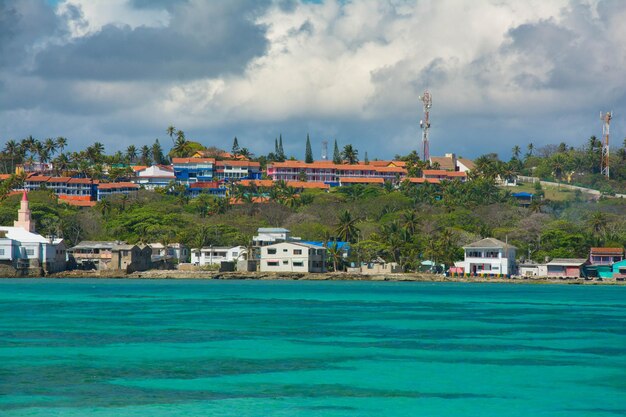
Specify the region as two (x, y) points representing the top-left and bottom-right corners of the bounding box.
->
(1, 279), (625, 417)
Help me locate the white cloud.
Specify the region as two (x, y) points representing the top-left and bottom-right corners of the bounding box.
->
(57, 0), (170, 38)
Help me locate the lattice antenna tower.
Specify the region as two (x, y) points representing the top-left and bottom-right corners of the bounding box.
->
(321, 140), (328, 160)
(419, 90), (432, 162)
(600, 111), (612, 178)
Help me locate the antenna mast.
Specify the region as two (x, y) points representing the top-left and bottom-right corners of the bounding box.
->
(600, 111), (612, 178)
(419, 90), (432, 162)
(321, 140), (328, 160)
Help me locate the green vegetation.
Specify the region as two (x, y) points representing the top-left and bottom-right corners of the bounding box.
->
(3, 177), (623, 272)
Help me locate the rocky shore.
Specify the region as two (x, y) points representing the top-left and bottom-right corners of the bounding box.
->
(35, 269), (626, 285)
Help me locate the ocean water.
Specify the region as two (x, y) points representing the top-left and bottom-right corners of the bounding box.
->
(1, 279), (625, 417)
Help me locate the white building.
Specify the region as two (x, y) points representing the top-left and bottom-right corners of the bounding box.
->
(454, 238), (517, 276)
(253, 228), (300, 246)
(260, 242), (326, 273)
(191, 246), (246, 266)
(0, 191), (66, 273)
(132, 165), (176, 190)
(149, 242), (189, 262)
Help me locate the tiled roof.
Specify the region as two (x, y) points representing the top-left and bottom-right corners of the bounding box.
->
(406, 178), (440, 184)
(590, 247), (624, 255)
(68, 178), (96, 184)
(458, 158), (476, 170)
(239, 179), (274, 187)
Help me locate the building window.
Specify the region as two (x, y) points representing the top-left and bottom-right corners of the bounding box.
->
(293, 261), (304, 267)
(282, 260), (288, 265)
(0, 249), (4, 255)
(26, 249), (35, 256)
(267, 261), (279, 266)
(293, 249), (302, 255)
(267, 249), (277, 255)
(467, 251), (482, 258)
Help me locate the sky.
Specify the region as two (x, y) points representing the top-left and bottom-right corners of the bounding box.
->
(1, 0), (625, 160)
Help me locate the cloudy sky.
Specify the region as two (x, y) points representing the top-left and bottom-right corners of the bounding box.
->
(1, 0), (625, 160)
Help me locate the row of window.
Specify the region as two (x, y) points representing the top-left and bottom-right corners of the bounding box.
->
(266, 260), (305, 267)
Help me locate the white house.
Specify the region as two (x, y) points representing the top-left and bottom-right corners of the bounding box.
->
(454, 238), (517, 276)
(253, 228), (300, 247)
(132, 165), (175, 190)
(191, 246), (246, 266)
(0, 191), (66, 273)
(149, 242), (189, 263)
(260, 241), (326, 273)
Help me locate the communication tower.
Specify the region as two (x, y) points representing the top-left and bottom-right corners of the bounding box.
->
(600, 111), (612, 178)
(321, 140), (328, 160)
(419, 91), (432, 162)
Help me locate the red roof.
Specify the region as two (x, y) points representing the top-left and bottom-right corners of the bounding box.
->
(25, 175), (51, 182)
(374, 166), (407, 174)
(590, 247), (624, 255)
(189, 181), (222, 189)
(98, 182), (139, 190)
(239, 180), (274, 187)
(230, 196), (270, 205)
(131, 165), (148, 172)
(0, 174), (12, 180)
(407, 177), (441, 184)
(47, 177), (72, 183)
(423, 170), (450, 176)
(68, 178), (96, 184)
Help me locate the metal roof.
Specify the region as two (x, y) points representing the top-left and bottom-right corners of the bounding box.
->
(463, 238), (516, 250)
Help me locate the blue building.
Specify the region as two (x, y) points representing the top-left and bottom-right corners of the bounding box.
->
(172, 158), (215, 185)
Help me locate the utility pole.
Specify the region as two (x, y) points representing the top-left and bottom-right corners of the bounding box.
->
(419, 90), (432, 162)
(600, 111), (612, 178)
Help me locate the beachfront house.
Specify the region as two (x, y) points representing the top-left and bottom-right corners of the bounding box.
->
(149, 242), (189, 263)
(454, 238), (517, 276)
(69, 241), (151, 272)
(589, 247), (624, 265)
(260, 242), (326, 273)
(545, 258), (587, 278)
(611, 260), (626, 280)
(191, 246), (246, 266)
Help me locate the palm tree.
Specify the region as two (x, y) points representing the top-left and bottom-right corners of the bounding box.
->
(166, 125), (176, 144)
(56, 137), (67, 153)
(335, 210), (360, 243)
(97, 198), (112, 217)
(140, 145), (152, 165)
(511, 145), (521, 160)
(526, 142), (534, 158)
(126, 145), (137, 163)
(401, 210), (420, 236)
(327, 242), (343, 272)
(341, 144), (359, 164)
(550, 154), (567, 183)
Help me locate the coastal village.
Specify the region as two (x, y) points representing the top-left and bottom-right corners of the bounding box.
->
(1, 134), (625, 281)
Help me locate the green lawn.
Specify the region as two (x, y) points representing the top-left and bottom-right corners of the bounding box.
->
(505, 182), (588, 202)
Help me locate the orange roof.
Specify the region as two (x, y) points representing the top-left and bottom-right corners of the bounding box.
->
(172, 158), (215, 164)
(0, 174), (12, 180)
(68, 178), (96, 184)
(268, 160), (336, 169)
(61, 199), (97, 207)
(98, 182), (140, 190)
(339, 177), (384, 184)
(445, 171), (467, 177)
(239, 179), (274, 187)
(374, 166), (407, 174)
(47, 177), (72, 183)
(229, 196), (270, 205)
(286, 181), (329, 189)
(216, 160), (260, 167)
(590, 247), (624, 255)
(367, 160), (407, 168)
(423, 170), (450, 176)
(407, 177), (441, 184)
(25, 175), (51, 182)
(131, 165), (148, 172)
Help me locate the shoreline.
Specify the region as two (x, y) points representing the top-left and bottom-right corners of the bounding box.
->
(23, 270), (626, 285)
